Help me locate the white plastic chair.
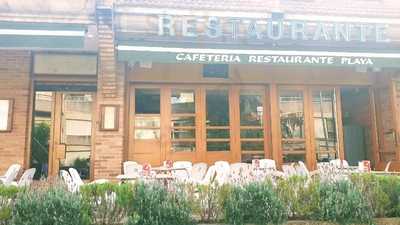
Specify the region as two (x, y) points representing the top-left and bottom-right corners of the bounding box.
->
(60, 170), (78, 192)
(0, 164), (21, 186)
(191, 163), (207, 183)
(385, 161), (392, 172)
(12, 168), (36, 187)
(229, 163), (251, 185)
(198, 165), (217, 185)
(172, 161), (192, 183)
(282, 164), (297, 177)
(123, 161), (142, 176)
(259, 159), (277, 170)
(69, 168), (109, 191)
(329, 159), (349, 168)
(214, 161), (230, 185)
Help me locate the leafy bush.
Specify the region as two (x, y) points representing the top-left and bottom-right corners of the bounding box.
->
(223, 182), (287, 225)
(188, 182), (230, 223)
(311, 180), (373, 225)
(376, 175), (400, 217)
(276, 176), (320, 220)
(80, 183), (135, 225)
(351, 174), (391, 218)
(127, 182), (194, 225)
(0, 185), (21, 225)
(11, 186), (90, 225)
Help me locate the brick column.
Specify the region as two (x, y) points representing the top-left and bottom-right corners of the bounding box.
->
(0, 50), (31, 174)
(93, 5), (125, 179)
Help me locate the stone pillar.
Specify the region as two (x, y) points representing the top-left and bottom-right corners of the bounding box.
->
(93, 4), (125, 179)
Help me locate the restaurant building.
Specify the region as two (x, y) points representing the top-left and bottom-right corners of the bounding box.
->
(0, 0), (400, 179)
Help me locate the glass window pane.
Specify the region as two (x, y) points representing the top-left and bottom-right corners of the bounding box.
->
(283, 154), (306, 163)
(207, 142), (230, 151)
(135, 129), (160, 139)
(240, 91), (263, 126)
(280, 90), (304, 139)
(135, 89), (160, 114)
(171, 116), (195, 127)
(206, 90), (229, 126)
(171, 90), (195, 114)
(240, 129), (264, 138)
(241, 141), (264, 151)
(172, 142), (196, 152)
(207, 129), (230, 139)
(171, 129), (195, 139)
(135, 117), (160, 127)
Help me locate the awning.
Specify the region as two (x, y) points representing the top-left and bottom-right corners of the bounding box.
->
(0, 22), (86, 49)
(117, 45), (400, 68)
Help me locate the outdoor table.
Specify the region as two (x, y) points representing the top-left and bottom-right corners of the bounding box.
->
(152, 166), (187, 173)
(116, 174), (139, 183)
(370, 171), (400, 175)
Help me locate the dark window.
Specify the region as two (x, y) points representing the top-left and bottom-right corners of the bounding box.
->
(203, 64), (229, 78)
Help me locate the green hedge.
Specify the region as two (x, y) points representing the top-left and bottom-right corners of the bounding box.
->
(0, 185), (22, 225)
(222, 182), (287, 225)
(11, 186), (90, 225)
(1, 174), (400, 225)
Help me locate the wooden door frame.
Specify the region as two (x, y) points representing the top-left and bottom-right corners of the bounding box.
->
(274, 85), (345, 169)
(128, 85), (164, 165)
(236, 85), (271, 162)
(164, 85), (202, 162)
(47, 91), (96, 179)
(128, 83), (273, 165)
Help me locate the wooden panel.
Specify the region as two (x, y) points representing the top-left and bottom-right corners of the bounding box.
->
(269, 84), (282, 167)
(128, 63), (375, 86)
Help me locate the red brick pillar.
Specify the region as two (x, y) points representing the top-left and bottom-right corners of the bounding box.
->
(93, 5), (125, 179)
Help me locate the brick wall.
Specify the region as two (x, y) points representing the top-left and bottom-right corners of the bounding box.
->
(0, 50), (31, 174)
(92, 6), (125, 180)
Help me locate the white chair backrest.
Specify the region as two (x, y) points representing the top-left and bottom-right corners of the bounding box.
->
(229, 163), (251, 184)
(295, 161), (310, 177)
(214, 161), (230, 185)
(68, 168), (84, 186)
(282, 164), (297, 177)
(201, 165), (217, 185)
(173, 161), (192, 169)
(172, 161), (193, 183)
(123, 161), (142, 176)
(2, 164), (21, 185)
(385, 161), (392, 172)
(60, 170), (77, 193)
(191, 163), (208, 182)
(259, 159), (277, 170)
(330, 159), (349, 168)
(17, 168), (36, 187)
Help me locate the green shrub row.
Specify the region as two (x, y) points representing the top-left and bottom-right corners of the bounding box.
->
(1, 174), (400, 225)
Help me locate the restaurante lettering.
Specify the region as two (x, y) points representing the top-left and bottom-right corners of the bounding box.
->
(176, 53), (374, 65)
(159, 15), (390, 43)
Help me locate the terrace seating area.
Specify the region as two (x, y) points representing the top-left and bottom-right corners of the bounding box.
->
(54, 159), (398, 189)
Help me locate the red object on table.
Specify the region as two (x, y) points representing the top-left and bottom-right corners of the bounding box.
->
(143, 163), (151, 176)
(165, 160), (173, 168)
(253, 159), (260, 169)
(363, 160), (371, 172)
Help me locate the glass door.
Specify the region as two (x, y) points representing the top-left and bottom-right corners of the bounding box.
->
(239, 88), (267, 162)
(58, 93), (93, 179)
(31, 91), (94, 179)
(130, 88), (162, 165)
(168, 88), (198, 161)
(279, 89), (307, 163)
